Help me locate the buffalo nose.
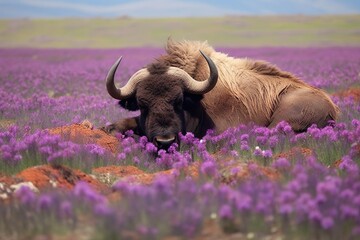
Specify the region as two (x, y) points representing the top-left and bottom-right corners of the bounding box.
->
(153, 135), (176, 150)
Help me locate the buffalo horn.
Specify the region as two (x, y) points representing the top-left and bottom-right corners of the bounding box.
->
(167, 50), (218, 94)
(106, 56), (150, 100)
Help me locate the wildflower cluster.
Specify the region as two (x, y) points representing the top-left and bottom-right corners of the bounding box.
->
(0, 47), (360, 239)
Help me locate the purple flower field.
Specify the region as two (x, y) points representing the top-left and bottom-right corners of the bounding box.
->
(1, 47), (360, 239)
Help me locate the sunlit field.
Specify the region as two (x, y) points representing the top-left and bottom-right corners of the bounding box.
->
(1, 15), (360, 48)
(0, 45), (359, 239)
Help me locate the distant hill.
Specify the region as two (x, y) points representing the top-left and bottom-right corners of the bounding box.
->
(1, 15), (359, 48)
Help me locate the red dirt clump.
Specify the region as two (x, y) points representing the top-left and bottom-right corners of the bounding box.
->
(274, 147), (313, 160)
(93, 165), (146, 178)
(211, 152), (280, 183)
(0, 175), (23, 187)
(333, 87), (360, 102)
(333, 159), (342, 168)
(93, 163), (201, 186)
(48, 123), (119, 153)
(220, 163), (279, 184)
(16, 164), (111, 194)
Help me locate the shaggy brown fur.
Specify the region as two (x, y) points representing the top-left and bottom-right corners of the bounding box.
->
(156, 40), (339, 132)
(103, 40), (340, 147)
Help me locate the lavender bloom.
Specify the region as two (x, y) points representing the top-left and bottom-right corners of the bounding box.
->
(37, 195), (53, 211)
(73, 182), (106, 205)
(240, 143), (250, 151)
(200, 160), (218, 177)
(59, 200), (73, 218)
(262, 149), (273, 158)
(253, 146), (263, 156)
(240, 134), (249, 141)
(268, 136), (279, 148)
(14, 186), (36, 205)
(275, 121), (293, 134)
(321, 216), (334, 229)
(339, 155), (359, 175)
(94, 203), (112, 217)
(219, 204), (233, 219)
(255, 136), (267, 145)
(272, 158), (291, 169)
(145, 142), (158, 153)
(180, 132), (196, 145)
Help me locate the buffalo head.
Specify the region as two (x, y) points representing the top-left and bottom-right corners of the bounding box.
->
(106, 51), (218, 150)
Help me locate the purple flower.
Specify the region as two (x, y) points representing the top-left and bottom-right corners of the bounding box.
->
(200, 160), (218, 177)
(240, 143), (250, 151)
(117, 152), (126, 160)
(340, 189), (354, 199)
(139, 136), (149, 147)
(74, 181), (106, 205)
(112, 180), (130, 194)
(86, 144), (105, 156)
(351, 119), (360, 127)
(320, 216), (334, 229)
(240, 134), (249, 141)
(14, 186), (36, 205)
(180, 132), (196, 144)
(60, 200), (73, 218)
(339, 155), (359, 175)
(234, 194), (252, 211)
(230, 150), (239, 157)
(219, 204), (233, 219)
(279, 204), (293, 214)
(201, 182), (216, 195)
(256, 136), (268, 145)
(253, 146), (263, 156)
(275, 121), (293, 133)
(133, 156), (140, 165)
(94, 203), (112, 217)
(145, 142), (157, 153)
(38, 195), (53, 211)
(272, 157), (291, 169)
(262, 149), (273, 158)
(309, 210), (322, 222)
(340, 205), (358, 218)
(268, 136), (279, 148)
(123, 147), (132, 154)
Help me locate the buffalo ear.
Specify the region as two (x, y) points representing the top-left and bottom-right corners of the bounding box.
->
(118, 98), (139, 111)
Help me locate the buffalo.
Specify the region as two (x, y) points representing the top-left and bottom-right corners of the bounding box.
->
(102, 40), (339, 150)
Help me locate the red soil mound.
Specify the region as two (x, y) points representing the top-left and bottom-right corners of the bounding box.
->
(0, 165), (111, 201)
(49, 122), (119, 153)
(93, 165), (145, 177)
(274, 147), (313, 159)
(333, 87), (360, 102)
(93, 163), (200, 185)
(1, 124), (319, 199)
(16, 164), (111, 193)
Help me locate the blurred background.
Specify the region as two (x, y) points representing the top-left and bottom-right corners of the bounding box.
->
(0, 0), (359, 48)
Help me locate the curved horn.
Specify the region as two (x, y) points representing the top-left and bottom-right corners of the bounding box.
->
(167, 50), (218, 94)
(106, 57), (150, 100)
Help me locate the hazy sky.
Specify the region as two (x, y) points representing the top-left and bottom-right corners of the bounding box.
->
(1, 0), (360, 18)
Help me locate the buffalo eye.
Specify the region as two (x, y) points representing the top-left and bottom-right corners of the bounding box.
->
(118, 98), (139, 111)
(137, 100), (149, 113)
(173, 96), (183, 111)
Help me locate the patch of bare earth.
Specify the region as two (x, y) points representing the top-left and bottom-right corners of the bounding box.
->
(274, 147), (313, 159)
(333, 87), (360, 102)
(48, 121), (119, 153)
